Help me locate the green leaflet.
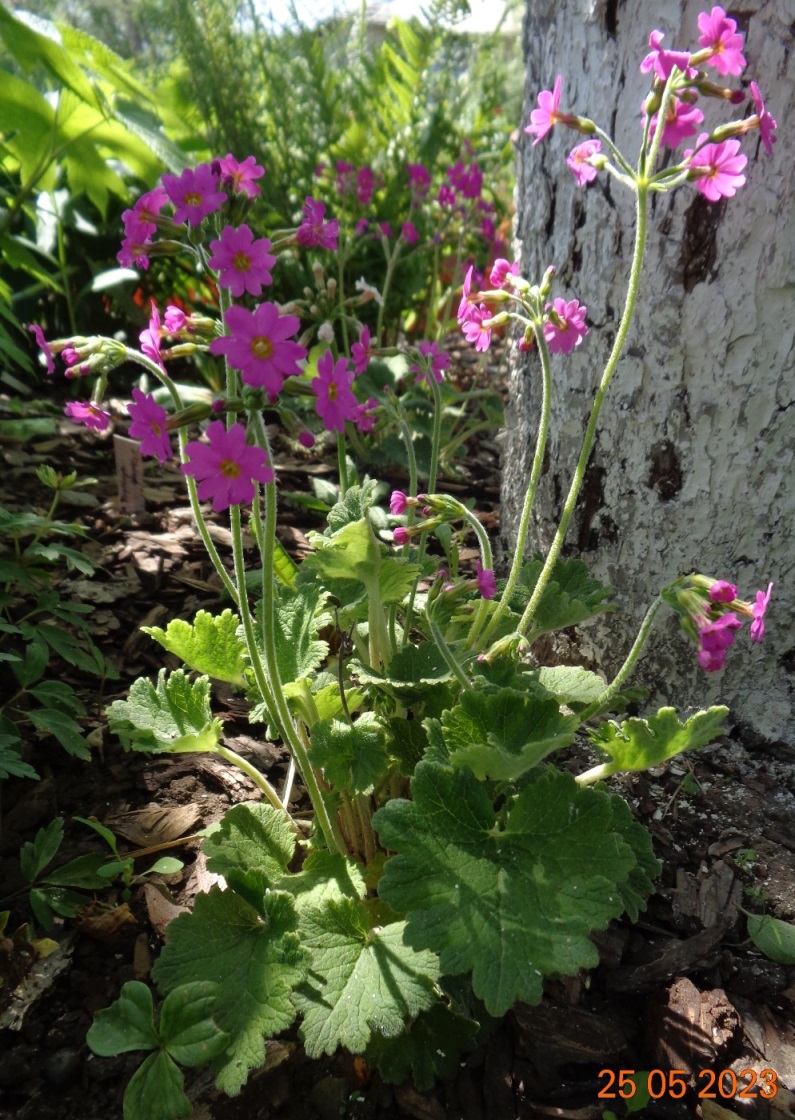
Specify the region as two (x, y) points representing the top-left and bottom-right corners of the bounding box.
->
(368, 1002), (479, 1091)
(308, 712), (390, 794)
(292, 898), (440, 1058)
(143, 610), (246, 686)
(747, 914), (795, 965)
(516, 556), (615, 636)
(374, 764), (656, 1016)
(204, 803), (296, 886)
(152, 889), (305, 1097)
(589, 706), (729, 775)
(106, 669), (222, 755)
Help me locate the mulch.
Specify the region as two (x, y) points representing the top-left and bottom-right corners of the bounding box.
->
(1, 372), (793, 1120)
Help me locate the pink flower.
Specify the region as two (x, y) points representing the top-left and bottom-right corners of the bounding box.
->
(64, 401), (110, 432)
(29, 324), (55, 374)
(640, 30), (694, 82)
(684, 134), (746, 201)
(462, 305), (493, 352)
(354, 218), (369, 237)
(117, 233), (152, 270)
(480, 218), (495, 241)
(162, 164), (226, 226)
(379, 222), (393, 239)
(298, 429), (316, 449)
(122, 208), (156, 243)
(697, 6), (746, 77)
(457, 265), (475, 324)
(351, 325), (375, 374)
(128, 387), (172, 464)
(475, 560), (497, 601)
(164, 305), (187, 334)
(357, 166), (375, 206)
(438, 184), (456, 208)
(312, 350), (358, 432)
(408, 162), (431, 200)
(390, 490), (408, 515)
(181, 420), (273, 511)
(697, 612), (742, 671)
(140, 301), (165, 370)
(133, 185), (169, 226)
(353, 397), (379, 433)
(393, 526), (410, 546)
(208, 224), (276, 297)
(750, 82), (777, 156)
(335, 160), (355, 195)
(709, 580), (737, 603)
(411, 340), (450, 385)
(297, 198), (339, 250)
(524, 75), (564, 145)
(646, 96), (704, 149)
(401, 221), (419, 245)
(217, 154), (265, 198)
(489, 258), (519, 288)
(543, 298), (588, 355)
(567, 139), (602, 186)
(210, 303), (305, 395)
(750, 582), (773, 642)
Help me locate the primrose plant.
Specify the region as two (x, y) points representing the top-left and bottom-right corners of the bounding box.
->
(32, 9), (777, 1115)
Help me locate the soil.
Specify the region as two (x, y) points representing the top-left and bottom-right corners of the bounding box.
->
(1, 358), (794, 1120)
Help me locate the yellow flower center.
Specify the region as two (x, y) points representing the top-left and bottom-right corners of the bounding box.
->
(220, 458), (241, 479)
(252, 336), (274, 360)
(185, 191), (202, 206)
(328, 383), (339, 401)
(233, 252), (252, 272)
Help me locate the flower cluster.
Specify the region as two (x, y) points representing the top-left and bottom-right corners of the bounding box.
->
(671, 576), (774, 672)
(525, 6), (777, 202)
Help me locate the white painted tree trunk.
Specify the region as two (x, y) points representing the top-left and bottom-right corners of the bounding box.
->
(502, 0), (794, 744)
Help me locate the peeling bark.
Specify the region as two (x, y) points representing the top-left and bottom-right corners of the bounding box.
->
(503, 0), (794, 744)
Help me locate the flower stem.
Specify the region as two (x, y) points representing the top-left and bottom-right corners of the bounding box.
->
(336, 430), (350, 497)
(216, 744), (298, 826)
(577, 596), (663, 724)
(427, 615), (471, 691)
(516, 183), (649, 639)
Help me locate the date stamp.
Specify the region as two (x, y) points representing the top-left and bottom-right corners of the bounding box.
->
(598, 1068), (779, 1101)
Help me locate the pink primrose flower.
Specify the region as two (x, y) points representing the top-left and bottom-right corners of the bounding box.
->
(379, 222), (393, 239)
(524, 75), (564, 145)
(181, 420), (274, 512)
(117, 235), (152, 270)
(298, 429), (316, 449)
(567, 139), (603, 186)
(697, 6), (746, 77)
(438, 184), (457, 208)
(697, 611), (742, 671)
(750, 82), (778, 156)
(543, 298), (589, 355)
(411, 340), (450, 385)
(134, 185), (169, 226)
(462, 304), (493, 353)
(29, 324), (55, 374)
(646, 96), (704, 149)
(401, 221), (419, 245)
(354, 218), (369, 237)
(640, 30), (694, 82)
(217, 154), (265, 198)
(164, 306), (187, 334)
(709, 580), (737, 603)
(313, 349), (358, 432)
(457, 265), (475, 324)
(208, 224), (276, 297)
(162, 164), (226, 226)
(210, 303), (305, 395)
(140, 302), (165, 369)
(390, 490), (408, 515)
(408, 162), (431, 201)
(335, 160), (355, 195)
(122, 209), (156, 243)
(684, 133), (746, 201)
(475, 560), (497, 601)
(297, 198), (339, 250)
(489, 258), (519, 288)
(750, 581), (773, 642)
(393, 526), (410, 546)
(351, 325), (375, 374)
(353, 396), (379, 433)
(128, 387), (172, 464)
(64, 401), (110, 432)
(357, 166), (375, 206)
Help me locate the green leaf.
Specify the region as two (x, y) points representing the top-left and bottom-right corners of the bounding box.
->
(0, 741), (39, 780)
(304, 518), (377, 586)
(293, 899), (440, 1058)
(87, 981), (160, 1055)
(28, 680), (86, 716)
(747, 914), (795, 965)
(123, 1050), (191, 1120)
(266, 585), (332, 687)
(43, 852), (109, 889)
(308, 713), (389, 794)
(442, 689), (579, 780)
(589, 706), (729, 776)
(279, 851), (366, 917)
(0, 8), (101, 109)
(28, 707), (91, 760)
(143, 610), (246, 686)
(204, 803), (296, 886)
(152, 889), (305, 1096)
(352, 643), (456, 703)
(20, 818), (64, 881)
(107, 670), (222, 755)
(326, 481), (379, 532)
(533, 666), (606, 707)
(369, 1002), (479, 1091)
(517, 557), (615, 636)
(159, 982), (229, 1067)
(374, 765), (645, 1016)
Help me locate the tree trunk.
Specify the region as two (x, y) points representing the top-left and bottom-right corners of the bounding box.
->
(502, 0), (794, 744)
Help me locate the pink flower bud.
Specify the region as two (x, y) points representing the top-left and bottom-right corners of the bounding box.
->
(390, 490), (408, 515)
